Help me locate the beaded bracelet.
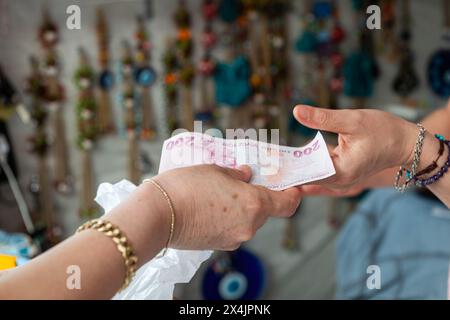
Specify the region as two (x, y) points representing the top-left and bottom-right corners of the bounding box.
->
(413, 137), (445, 179)
(413, 136), (450, 187)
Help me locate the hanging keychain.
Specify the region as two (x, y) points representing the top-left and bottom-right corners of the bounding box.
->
(328, 0), (345, 108)
(343, 0), (378, 108)
(96, 8), (115, 134)
(25, 56), (59, 245)
(427, 0), (450, 98)
(197, 0), (218, 127)
(134, 15), (157, 140)
(38, 9), (71, 194)
(392, 0), (419, 106)
(266, 0), (290, 141)
(163, 40), (180, 133)
(120, 41), (141, 184)
(174, 0), (195, 131)
(74, 48), (98, 218)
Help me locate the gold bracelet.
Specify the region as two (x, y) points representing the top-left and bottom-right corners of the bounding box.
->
(142, 178), (175, 257)
(76, 219), (138, 292)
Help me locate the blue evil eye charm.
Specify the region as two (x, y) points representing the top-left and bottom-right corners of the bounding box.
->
(135, 66), (157, 87)
(218, 272), (248, 300)
(98, 70), (114, 90)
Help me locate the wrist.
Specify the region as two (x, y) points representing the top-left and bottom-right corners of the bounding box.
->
(105, 182), (170, 267)
(415, 133), (447, 178)
(399, 121), (424, 168)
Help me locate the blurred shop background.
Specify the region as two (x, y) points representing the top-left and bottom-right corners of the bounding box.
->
(1, 0), (450, 299)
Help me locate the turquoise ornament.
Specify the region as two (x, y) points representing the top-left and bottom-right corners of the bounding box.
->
(343, 51), (375, 98)
(218, 0), (240, 23)
(134, 66), (157, 87)
(295, 30), (318, 53)
(214, 56), (251, 107)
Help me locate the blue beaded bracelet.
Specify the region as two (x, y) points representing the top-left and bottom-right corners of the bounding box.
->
(413, 139), (450, 187)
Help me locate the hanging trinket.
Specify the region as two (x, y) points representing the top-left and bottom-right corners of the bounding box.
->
(39, 9), (71, 194)
(74, 48), (98, 218)
(163, 41), (180, 133)
(392, 0), (419, 104)
(427, 0), (450, 98)
(95, 8), (115, 134)
(343, 0), (378, 108)
(120, 41), (141, 184)
(25, 56), (59, 245)
(134, 15), (157, 140)
(197, 0), (219, 125)
(174, 0), (195, 131)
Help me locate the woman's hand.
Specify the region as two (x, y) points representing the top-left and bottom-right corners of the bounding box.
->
(153, 164), (302, 251)
(293, 105), (418, 194)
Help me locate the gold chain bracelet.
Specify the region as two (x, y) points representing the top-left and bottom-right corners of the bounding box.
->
(76, 219), (138, 292)
(142, 178), (175, 257)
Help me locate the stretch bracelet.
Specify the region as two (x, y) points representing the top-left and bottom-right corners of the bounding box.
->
(142, 178), (175, 257)
(76, 219), (138, 291)
(413, 137), (450, 187)
(413, 136), (445, 179)
(395, 123), (426, 192)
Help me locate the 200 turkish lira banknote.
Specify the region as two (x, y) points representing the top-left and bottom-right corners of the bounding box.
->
(158, 131), (336, 191)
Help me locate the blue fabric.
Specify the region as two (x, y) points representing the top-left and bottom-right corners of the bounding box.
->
(336, 189), (450, 299)
(214, 56), (251, 107)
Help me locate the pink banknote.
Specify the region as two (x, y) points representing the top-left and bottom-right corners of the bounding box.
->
(158, 132), (336, 191)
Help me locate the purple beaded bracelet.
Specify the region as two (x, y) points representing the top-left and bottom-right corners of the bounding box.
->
(413, 140), (450, 187)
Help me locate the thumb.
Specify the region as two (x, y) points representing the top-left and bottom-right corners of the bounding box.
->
(293, 105), (355, 134)
(224, 165), (253, 182)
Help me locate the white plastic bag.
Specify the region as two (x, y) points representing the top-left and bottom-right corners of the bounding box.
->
(95, 179), (212, 300)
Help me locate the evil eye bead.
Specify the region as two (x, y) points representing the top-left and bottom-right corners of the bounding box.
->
(135, 66), (157, 87)
(99, 70), (114, 90)
(218, 272), (248, 300)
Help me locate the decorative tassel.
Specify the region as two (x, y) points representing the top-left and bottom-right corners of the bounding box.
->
(74, 48), (98, 218)
(96, 8), (115, 134)
(39, 9), (71, 194)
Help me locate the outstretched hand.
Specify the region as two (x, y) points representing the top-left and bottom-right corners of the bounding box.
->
(293, 105), (418, 196)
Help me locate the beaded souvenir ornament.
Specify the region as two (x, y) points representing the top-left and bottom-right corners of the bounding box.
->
(392, 0), (419, 105)
(197, 0), (218, 125)
(74, 48), (98, 218)
(134, 15), (157, 140)
(39, 9), (71, 194)
(174, 0), (195, 131)
(163, 41), (180, 133)
(121, 41), (141, 185)
(25, 56), (57, 244)
(96, 8), (115, 134)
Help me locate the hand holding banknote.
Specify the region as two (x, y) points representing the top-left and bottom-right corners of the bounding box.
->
(153, 164), (302, 251)
(293, 105), (419, 196)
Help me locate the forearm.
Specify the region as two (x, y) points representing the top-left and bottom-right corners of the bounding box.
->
(0, 183), (169, 299)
